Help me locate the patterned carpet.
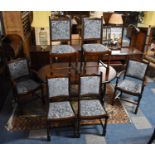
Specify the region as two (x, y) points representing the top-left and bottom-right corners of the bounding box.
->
(6, 84), (129, 131)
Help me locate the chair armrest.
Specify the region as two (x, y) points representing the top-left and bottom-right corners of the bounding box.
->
(115, 70), (125, 87)
(30, 69), (43, 83)
(116, 70), (125, 79)
(11, 79), (16, 87)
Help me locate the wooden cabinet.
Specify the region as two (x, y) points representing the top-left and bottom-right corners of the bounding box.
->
(30, 45), (50, 70)
(2, 11), (32, 57)
(130, 27), (147, 52)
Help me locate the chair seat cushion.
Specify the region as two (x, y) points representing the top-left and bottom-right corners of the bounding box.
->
(83, 44), (109, 52)
(80, 99), (106, 117)
(51, 45), (76, 54)
(117, 79), (142, 94)
(48, 101), (75, 119)
(16, 79), (40, 94)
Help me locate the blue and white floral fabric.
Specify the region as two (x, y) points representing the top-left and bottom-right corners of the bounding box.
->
(51, 20), (70, 40)
(8, 59), (29, 80)
(48, 101), (74, 119)
(48, 77), (69, 97)
(80, 99), (105, 116)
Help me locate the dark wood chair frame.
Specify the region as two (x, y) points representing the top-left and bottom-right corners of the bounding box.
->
(46, 74), (77, 141)
(148, 128), (155, 144)
(7, 58), (45, 109)
(81, 17), (103, 61)
(83, 51), (111, 69)
(112, 59), (149, 114)
(81, 17), (111, 69)
(49, 16), (80, 71)
(77, 72), (109, 137)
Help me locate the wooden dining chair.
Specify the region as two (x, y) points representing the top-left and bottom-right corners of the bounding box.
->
(81, 17), (111, 63)
(77, 72), (109, 137)
(46, 75), (77, 141)
(49, 16), (79, 68)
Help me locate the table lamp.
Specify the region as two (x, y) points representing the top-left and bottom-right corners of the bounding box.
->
(108, 13), (123, 25)
(108, 13), (123, 48)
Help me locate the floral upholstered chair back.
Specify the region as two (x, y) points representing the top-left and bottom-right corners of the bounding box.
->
(8, 58), (29, 80)
(47, 77), (69, 98)
(50, 18), (71, 41)
(83, 18), (102, 40)
(80, 75), (101, 96)
(126, 60), (148, 80)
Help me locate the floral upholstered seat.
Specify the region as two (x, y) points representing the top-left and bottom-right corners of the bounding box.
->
(51, 45), (76, 54)
(16, 79), (40, 94)
(80, 99), (106, 117)
(48, 101), (74, 119)
(83, 43), (109, 53)
(117, 79), (143, 94)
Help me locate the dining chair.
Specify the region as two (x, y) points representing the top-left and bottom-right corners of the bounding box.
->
(77, 72), (109, 137)
(49, 16), (79, 68)
(82, 17), (111, 63)
(46, 75), (77, 141)
(7, 58), (45, 111)
(112, 59), (149, 114)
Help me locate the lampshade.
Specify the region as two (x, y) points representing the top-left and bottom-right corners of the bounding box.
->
(108, 13), (123, 25)
(89, 12), (105, 24)
(143, 11), (155, 26)
(31, 11), (51, 27)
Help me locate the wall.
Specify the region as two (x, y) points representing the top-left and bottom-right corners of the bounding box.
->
(138, 11), (155, 28)
(31, 11), (51, 45)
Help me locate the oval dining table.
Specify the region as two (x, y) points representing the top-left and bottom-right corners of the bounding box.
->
(38, 61), (116, 84)
(38, 61), (116, 97)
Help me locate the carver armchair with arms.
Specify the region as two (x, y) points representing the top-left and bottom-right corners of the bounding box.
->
(112, 59), (149, 114)
(7, 58), (45, 111)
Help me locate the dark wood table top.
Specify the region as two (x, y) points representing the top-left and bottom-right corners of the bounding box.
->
(38, 61), (116, 84)
(31, 46), (142, 55)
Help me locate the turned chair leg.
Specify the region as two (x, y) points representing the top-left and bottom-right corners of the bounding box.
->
(77, 119), (80, 138)
(112, 88), (117, 105)
(41, 86), (45, 105)
(148, 128), (155, 144)
(101, 116), (108, 136)
(135, 96), (141, 114)
(47, 121), (51, 141)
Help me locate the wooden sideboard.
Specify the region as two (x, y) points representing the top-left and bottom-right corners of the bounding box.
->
(30, 46), (50, 70)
